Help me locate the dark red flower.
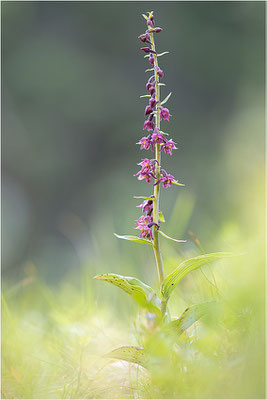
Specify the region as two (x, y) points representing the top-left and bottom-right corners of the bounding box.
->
(149, 97), (157, 107)
(160, 139), (177, 155)
(148, 54), (155, 65)
(154, 173), (178, 188)
(143, 119), (155, 132)
(137, 199), (154, 215)
(137, 136), (153, 150)
(156, 67), (164, 79)
(160, 107), (170, 121)
(152, 131), (166, 145)
(141, 47), (156, 54)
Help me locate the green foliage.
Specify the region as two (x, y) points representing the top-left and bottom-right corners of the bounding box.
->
(158, 211), (165, 223)
(161, 252), (233, 299)
(94, 273), (161, 314)
(114, 233), (152, 245)
(160, 92), (172, 106)
(157, 51), (170, 57)
(104, 346), (148, 368)
(165, 302), (216, 337)
(158, 230), (186, 243)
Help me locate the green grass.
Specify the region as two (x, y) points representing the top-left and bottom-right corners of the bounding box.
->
(2, 229), (265, 398)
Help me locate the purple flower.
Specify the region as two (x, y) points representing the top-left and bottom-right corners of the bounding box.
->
(137, 199), (154, 215)
(143, 119), (155, 132)
(160, 139), (177, 155)
(144, 105), (153, 116)
(141, 47), (156, 54)
(149, 96), (157, 107)
(137, 136), (153, 150)
(135, 223), (153, 240)
(146, 78), (155, 92)
(160, 107), (170, 121)
(138, 158), (155, 174)
(152, 131), (166, 145)
(156, 67), (164, 79)
(148, 27), (163, 33)
(136, 215), (153, 225)
(148, 54), (155, 65)
(135, 158), (156, 183)
(138, 33), (151, 44)
(148, 86), (156, 96)
(154, 173), (178, 188)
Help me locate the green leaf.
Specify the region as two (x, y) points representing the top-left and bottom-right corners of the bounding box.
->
(160, 130), (169, 136)
(94, 273), (161, 313)
(145, 68), (154, 72)
(158, 211), (165, 223)
(161, 252), (233, 299)
(114, 233), (152, 245)
(142, 13), (148, 20)
(158, 230), (186, 243)
(134, 195), (154, 200)
(164, 302), (216, 336)
(140, 94), (151, 98)
(173, 181), (185, 186)
(157, 51), (169, 57)
(160, 92), (172, 106)
(104, 346), (148, 368)
(158, 83), (166, 86)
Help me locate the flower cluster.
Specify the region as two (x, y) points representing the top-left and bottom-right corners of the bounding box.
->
(135, 12), (181, 240)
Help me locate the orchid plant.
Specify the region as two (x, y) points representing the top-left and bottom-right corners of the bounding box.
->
(94, 11), (231, 368)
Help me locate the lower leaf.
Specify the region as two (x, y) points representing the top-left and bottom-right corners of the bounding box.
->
(104, 346), (148, 368)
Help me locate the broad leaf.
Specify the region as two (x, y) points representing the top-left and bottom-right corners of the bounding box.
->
(104, 346), (148, 368)
(162, 252), (233, 299)
(158, 230), (186, 243)
(161, 92), (172, 106)
(114, 233), (152, 245)
(165, 302), (216, 336)
(94, 273), (161, 313)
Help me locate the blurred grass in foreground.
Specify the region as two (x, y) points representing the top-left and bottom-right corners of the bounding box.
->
(2, 214), (265, 398)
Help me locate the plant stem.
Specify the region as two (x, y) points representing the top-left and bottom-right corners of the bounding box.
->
(148, 23), (165, 292)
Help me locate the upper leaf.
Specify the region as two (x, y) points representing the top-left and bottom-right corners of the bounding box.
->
(157, 51), (169, 57)
(160, 92), (172, 106)
(158, 230), (186, 243)
(94, 273), (161, 313)
(114, 233), (152, 245)
(161, 252), (233, 299)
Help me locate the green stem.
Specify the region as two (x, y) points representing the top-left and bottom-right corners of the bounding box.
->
(148, 18), (165, 303)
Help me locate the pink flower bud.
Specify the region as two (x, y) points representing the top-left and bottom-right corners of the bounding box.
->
(149, 97), (157, 107)
(145, 106), (153, 116)
(157, 68), (164, 79)
(141, 47), (156, 54)
(149, 86), (155, 96)
(148, 55), (154, 65)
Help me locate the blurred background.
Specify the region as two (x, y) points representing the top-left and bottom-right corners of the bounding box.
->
(2, 2), (265, 399)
